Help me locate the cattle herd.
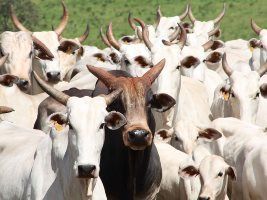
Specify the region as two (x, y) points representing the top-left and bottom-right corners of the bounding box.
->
(0, 1), (267, 199)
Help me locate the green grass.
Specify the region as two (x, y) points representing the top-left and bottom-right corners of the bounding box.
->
(6, 0), (267, 48)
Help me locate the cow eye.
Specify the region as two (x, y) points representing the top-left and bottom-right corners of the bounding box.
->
(218, 172), (223, 177)
(255, 92), (260, 98)
(100, 123), (105, 129)
(124, 58), (130, 66)
(231, 92), (235, 98)
(29, 51), (33, 58)
(169, 27), (175, 30)
(177, 65), (181, 70)
(174, 136), (180, 141)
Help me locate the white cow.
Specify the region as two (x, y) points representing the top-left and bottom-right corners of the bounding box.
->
(180, 155), (236, 200)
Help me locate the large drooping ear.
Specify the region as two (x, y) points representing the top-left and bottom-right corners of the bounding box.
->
(93, 53), (107, 62)
(150, 93), (176, 112)
(205, 52), (222, 64)
(179, 166), (199, 179)
(48, 112), (68, 132)
(198, 128), (222, 141)
(260, 83), (267, 98)
(105, 111), (127, 130)
(211, 40), (225, 50)
(226, 166), (237, 180)
(0, 74), (19, 87)
(155, 129), (172, 143)
(58, 40), (80, 54)
(134, 56), (152, 68)
(180, 56), (200, 68)
(249, 38), (262, 49)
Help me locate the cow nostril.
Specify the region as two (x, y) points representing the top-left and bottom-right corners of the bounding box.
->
(198, 197), (210, 200)
(128, 130), (149, 140)
(46, 71), (60, 81)
(21, 80), (29, 86)
(78, 165), (96, 178)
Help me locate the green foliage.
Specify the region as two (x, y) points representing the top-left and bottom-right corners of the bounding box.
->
(0, 0), (39, 32)
(1, 0), (267, 48)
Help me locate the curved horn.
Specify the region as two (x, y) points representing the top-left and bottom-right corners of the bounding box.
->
(213, 3), (226, 25)
(33, 71), (70, 105)
(251, 19), (262, 36)
(54, 1), (69, 35)
(134, 18), (153, 51)
(78, 23), (89, 43)
(100, 27), (111, 47)
(202, 40), (214, 51)
(155, 5), (162, 28)
(257, 62), (267, 77)
(208, 25), (220, 37)
(0, 54), (8, 66)
(178, 23), (187, 50)
(142, 59), (166, 85)
(188, 5), (196, 24)
(169, 27), (180, 42)
(222, 53), (233, 77)
(87, 65), (116, 88)
(128, 12), (137, 30)
(0, 106), (14, 114)
(106, 23), (121, 51)
(32, 36), (54, 60)
(104, 88), (123, 106)
(179, 4), (189, 20)
(10, 5), (31, 32)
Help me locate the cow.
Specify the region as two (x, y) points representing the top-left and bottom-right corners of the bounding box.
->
(2, 71), (126, 200)
(211, 53), (267, 124)
(180, 155), (236, 200)
(87, 59), (175, 199)
(0, 31), (54, 93)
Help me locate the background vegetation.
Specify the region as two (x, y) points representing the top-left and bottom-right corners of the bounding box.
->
(0, 0), (267, 48)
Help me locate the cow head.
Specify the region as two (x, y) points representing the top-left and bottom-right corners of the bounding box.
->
(251, 19), (267, 50)
(0, 31), (34, 92)
(221, 53), (267, 123)
(180, 155), (236, 200)
(34, 72), (125, 179)
(87, 59), (175, 150)
(11, 1), (69, 83)
(154, 5), (189, 40)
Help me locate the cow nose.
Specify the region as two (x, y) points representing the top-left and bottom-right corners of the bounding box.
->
(128, 129), (149, 144)
(46, 71), (60, 82)
(17, 79), (30, 90)
(198, 197), (210, 200)
(77, 165), (96, 178)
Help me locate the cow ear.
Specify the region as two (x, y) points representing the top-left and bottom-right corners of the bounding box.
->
(48, 113), (68, 132)
(211, 40), (225, 50)
(105, 111), (127, 130)
(155, 129), (172, 142)
(226, 166), (237, 180)
(58, 41), (80, 54)
(260, 83), (267, 98)
(179, 166), (199, 179)
(150, 93), (176, 112)
(205, 52), (222, 64)
(77, 46), (84, 57)
(198, 128), (222, 141)
(0, 74), (19, 87)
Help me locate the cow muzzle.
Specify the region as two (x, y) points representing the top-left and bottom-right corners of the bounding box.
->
(17, 78), (30, 91)
(198, 197), (211, 200)
(46, 71), (61, 83)
(77, 164), (97, 179)
(126, 128), (152, 150)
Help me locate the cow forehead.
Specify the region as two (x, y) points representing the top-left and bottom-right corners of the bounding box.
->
(181, 46), (205, 60)
(231, 71), (260, 90)
(33, 31), (60, 52)
(121, 43), (151, 61)
(199, 156), (226, 176)
(158, 16), (181, 27)
(0, 31), (32, 54)
(194, 21), (214, 33)
(175, 120), (199, 139)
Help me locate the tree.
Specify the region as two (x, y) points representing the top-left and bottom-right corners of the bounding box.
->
(0, 0), (39, 32)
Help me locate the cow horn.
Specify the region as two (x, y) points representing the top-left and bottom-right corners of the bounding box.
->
(257, 62), (267, 77)
(32, 36), (54, 60)
(104, 88), (123, 106)
(78, 23), (90, 43)
(10, 5), (31, 32)
(54, 0), (69, 35)
(155, 5), (162, 28)
(251, 19), (262, 36)
(188, 5), (196, 24)
(142, 59), (166, 85)
(134, 18), (153, 51)
(0, 54), (8, 66)
(213, 3), (226, 25)
(106, 23), (121, 51)
(208, 25), (220, 37)
(202, 40), (214, 51)
(100, 27), (111, 47)
(222, 53), (233, 77)
(169, 27), (180, 42)
(87, 65), (116, 88)
(0, 106), (14, 114)
(128, 13), (143, 40)
(179, 4), (189, 20)
(178, 23), (187, 50)
(33, 71), (70, 105)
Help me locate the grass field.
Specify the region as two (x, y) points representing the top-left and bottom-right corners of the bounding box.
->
(5, 0), (267, 48)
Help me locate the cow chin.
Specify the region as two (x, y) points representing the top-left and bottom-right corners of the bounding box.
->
(122, 127), (153, 151)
